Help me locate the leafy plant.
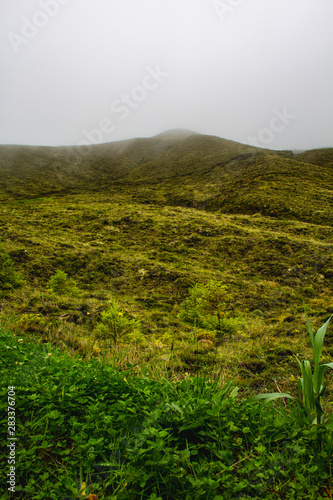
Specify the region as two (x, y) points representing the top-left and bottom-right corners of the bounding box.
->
(251, 306), (333, 425)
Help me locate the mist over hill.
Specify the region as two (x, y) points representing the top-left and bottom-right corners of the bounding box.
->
(0, 130), (333, 225)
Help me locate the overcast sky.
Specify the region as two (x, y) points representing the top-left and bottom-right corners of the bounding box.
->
(0, 0), (332, 150)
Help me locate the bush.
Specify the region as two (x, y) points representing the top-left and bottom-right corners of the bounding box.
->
(95, 300), (143, 346)
(47, 270), (79, 296)
(0, 242), (25, 291)
(179, 280), (232, 340)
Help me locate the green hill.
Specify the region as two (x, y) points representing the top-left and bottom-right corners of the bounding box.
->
(1, 131), (333, 498)
(1, 132), (333, 225)
(0, 130), (333, 390)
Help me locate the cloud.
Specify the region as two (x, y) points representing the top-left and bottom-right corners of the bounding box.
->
(0, 0), (332, 150)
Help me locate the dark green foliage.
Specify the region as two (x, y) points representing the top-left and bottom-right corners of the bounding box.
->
(1, 327), (332, 499)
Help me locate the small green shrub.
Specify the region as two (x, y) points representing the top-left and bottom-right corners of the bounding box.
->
(47, 270), (79, 296)
(95, 300), (142, 346)
(0, 242), (25, 291)
(15, 313), (47, 333)
(179, 280), (232, 340)
(219, 316), (244, 339)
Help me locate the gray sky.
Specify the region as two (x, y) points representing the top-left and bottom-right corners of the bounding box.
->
(1, 0), (332, 150)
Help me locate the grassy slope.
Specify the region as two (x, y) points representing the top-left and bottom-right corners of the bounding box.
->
(1, 134), (333, 224)
(0, 132), (332, 392)
(1, 132), (333, 498)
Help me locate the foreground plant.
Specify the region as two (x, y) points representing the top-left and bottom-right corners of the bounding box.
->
(252, 306), (333, 425)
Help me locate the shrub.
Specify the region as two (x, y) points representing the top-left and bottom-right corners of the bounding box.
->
(179, 280), (232, 340)
(47, 270), (79, 296)
(95, 301), (142, 347)
(0, 242), (25, 291)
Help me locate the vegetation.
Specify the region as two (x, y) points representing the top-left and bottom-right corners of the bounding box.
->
(95, 300), (143, 347)
(47, 270), (80, 297)
(0, 240), (25, 291)
(1, 324), (333, 499)
(252, 307), (333, 426)
(0, 131), (332, 497)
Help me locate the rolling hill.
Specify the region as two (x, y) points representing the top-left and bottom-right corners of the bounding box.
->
(1, 131), (332, 225)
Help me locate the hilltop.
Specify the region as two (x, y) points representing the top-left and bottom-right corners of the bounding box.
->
(1, 131), (333, 225)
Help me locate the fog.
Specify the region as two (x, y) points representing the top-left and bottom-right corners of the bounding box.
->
(1, 0), (332, 150)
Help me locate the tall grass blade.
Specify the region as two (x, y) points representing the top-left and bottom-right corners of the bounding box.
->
(251, 392), (294, 403)
(313, 315), (332, 369)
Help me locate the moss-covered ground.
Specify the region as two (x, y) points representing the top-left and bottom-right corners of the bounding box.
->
(1, 190), (332, 397)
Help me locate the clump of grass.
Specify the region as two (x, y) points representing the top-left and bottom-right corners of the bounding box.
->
(14, 313), (46, 333)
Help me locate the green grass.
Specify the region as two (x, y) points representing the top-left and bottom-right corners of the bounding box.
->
(1, 191), (332, 394)
(1, 325), (332, 499)
(1, 132), (333, 497)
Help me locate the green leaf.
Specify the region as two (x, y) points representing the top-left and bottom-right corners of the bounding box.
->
(314, 362), (333, 395)
(313, 315), (332, 368)
(48, 410), (61, 419)
(321, 362), (333, 369)
(302, 360), (314, 412)
(250, 392), (294, 403)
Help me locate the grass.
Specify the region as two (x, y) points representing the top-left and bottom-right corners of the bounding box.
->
(1, 324), (333, 499)
(1, 192), (332, 395)
(251, 308), (333, 426)
(0, 132), (333, 497)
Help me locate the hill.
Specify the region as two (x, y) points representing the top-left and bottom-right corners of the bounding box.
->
(0, 130), (333, 391)
(1, 130), (333, 498)
(1, 132), (333, 225)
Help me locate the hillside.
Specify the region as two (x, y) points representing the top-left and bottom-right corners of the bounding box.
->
(1, 131), (333, 225)
(0, 130), (332, 391)
(1, 130), (333, 497)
